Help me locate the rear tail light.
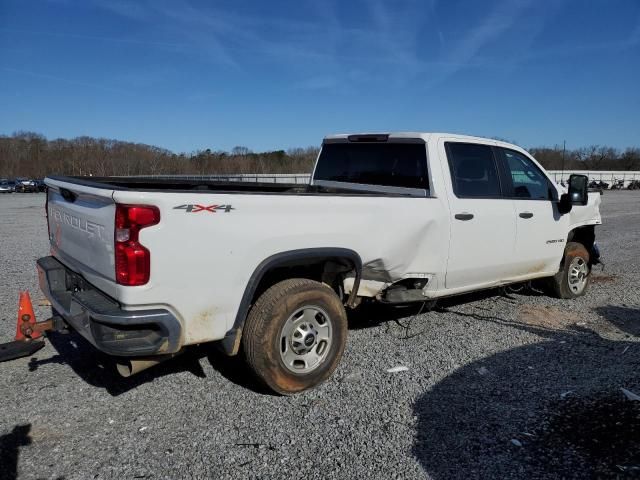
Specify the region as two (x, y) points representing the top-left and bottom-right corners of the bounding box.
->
(115, 204), (160, 286)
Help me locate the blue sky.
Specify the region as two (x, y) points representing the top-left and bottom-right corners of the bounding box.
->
(1, 0), (639, 153)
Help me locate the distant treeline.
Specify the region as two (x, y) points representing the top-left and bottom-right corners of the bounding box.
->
(0, 132), (318, 178)
(1, 132), (639, 178)
(530, 145), (640, 171)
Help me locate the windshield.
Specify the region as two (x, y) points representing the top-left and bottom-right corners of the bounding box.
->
(314, 142), (428, 190)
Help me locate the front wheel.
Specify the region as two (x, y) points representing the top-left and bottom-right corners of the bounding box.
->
(242, 278), (348, 395)
(548, 242), (591, 299)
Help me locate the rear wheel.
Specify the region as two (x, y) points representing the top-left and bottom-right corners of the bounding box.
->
(548, 242), (590, 299)
(242, 278), (348, 395)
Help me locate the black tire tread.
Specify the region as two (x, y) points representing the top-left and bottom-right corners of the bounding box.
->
(549, 241), (590, 299)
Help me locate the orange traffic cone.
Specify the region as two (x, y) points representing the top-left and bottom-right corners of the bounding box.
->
(15, 291), (41, 341)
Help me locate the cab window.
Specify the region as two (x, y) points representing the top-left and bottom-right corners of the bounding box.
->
(500, 148), (552, 200)
(445, 142), (502, 198)
(314, 142), (429, 190)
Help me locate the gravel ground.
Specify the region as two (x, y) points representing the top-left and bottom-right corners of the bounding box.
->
(1, 191), (639, 480)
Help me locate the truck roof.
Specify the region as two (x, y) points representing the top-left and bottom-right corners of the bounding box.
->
(323, 132), (520, 149)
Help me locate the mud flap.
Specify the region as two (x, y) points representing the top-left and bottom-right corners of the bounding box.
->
(590, 243), (601, 265)
(0, 339), (45, 362)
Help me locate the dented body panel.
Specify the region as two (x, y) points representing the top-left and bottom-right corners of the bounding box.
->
(41, 132), (602, 355)
(568, 191), (602, 229)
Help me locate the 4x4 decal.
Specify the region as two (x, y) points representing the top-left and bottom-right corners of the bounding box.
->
(174, 204), (234, 213)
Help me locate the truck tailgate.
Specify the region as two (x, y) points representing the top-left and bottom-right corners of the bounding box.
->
(46, 178), (116, 287)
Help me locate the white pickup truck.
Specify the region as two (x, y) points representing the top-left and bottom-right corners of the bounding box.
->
(39, 132), (601, 394)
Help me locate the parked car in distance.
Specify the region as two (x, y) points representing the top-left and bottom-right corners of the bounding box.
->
(0, 179), (16, 193)
(15, 178), (39, 193)
(34, 179), (47, 192)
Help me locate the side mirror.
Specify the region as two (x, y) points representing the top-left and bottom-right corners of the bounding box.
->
(568, 174), (588, 205)
(558, 174), (588, 214)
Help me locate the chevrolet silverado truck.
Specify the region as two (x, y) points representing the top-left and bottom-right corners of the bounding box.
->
(39, 132), (601, 394)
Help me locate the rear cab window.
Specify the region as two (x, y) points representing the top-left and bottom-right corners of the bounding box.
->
(312, 141), (429, 194)
(445, 142), (502, 198)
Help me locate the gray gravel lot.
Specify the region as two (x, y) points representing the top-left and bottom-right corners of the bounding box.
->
(1, 191), (639, 479)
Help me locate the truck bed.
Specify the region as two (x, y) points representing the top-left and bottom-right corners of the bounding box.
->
(46, 175), (422, 196)
(48, 175), (310, 194)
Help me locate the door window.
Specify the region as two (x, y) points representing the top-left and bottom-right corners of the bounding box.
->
(445, 142), (501, 198)
(501, 148), (552, 200)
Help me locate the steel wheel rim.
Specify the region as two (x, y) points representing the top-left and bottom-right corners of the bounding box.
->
(279, 305), (333, 374)
(568, 256), (589, 294)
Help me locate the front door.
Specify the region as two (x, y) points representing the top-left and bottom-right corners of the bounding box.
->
(497, 147), (567, 276)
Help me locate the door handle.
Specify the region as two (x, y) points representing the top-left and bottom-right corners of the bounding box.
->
(519, 212), (534, 219)
(454, 213), (474, 221)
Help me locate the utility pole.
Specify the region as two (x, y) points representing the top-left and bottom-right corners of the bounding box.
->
(561, 140), (566, 184)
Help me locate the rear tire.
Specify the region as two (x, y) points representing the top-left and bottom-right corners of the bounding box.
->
(242, 278), (348, 395)
(548, 242), (590, 299)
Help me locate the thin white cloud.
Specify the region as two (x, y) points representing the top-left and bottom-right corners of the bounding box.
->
(90, 0), (150, 22)
(90, 0), (430, 79)
(630, 14), (640, 43)
(2, 67), (130, 94)
(84, 0), (556, 91)
(0, 27), (185, 49)
(423, 0), (535, 88)
(295, 76), (340, 91)
(513, 7), (640, 64)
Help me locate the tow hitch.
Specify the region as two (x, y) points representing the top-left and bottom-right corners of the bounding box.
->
(0, 291), (64, 363)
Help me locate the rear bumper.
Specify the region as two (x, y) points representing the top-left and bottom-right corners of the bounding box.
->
(37, 256), (182, 356)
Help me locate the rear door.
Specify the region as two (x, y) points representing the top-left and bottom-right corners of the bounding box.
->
(439, 140), (517, 290)
(496, 147), (567, 275)
(46, 178), (116, 289)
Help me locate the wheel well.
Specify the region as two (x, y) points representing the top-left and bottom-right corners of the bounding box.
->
(219, 249), (361, 356)
(253, 257), (354, 301)
(567, 225), (595, 252)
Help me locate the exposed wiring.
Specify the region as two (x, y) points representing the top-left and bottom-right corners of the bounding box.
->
(392, 300), (437, 339)
(506, 283), (524, 293)
(528, 281), (546, 295)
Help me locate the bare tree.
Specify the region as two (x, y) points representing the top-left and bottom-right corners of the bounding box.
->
(620, 148), (640, 170)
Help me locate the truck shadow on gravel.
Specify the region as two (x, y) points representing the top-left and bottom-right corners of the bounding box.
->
(33, 330), (269, 396)
(26, 293), (639, 416)
(29, 289), (517, 396)
(30, 332), (209, 396)
(412, 306), (640, 479)
(30, 288), (544, 396)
